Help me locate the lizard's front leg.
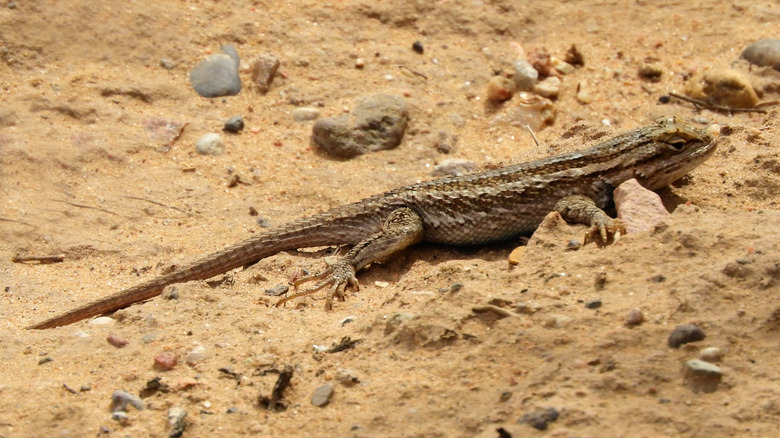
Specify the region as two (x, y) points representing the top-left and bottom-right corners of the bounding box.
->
(554, 195), (626, 243)
(276, 207), (424, 309)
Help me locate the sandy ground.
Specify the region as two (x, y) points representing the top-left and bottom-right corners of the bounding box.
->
(1, 0), (779, 437)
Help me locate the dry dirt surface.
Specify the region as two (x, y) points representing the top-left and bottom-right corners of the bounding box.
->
(1, 1), (779, 437)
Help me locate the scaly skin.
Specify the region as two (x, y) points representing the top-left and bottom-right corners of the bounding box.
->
(28, 116), (716, 329)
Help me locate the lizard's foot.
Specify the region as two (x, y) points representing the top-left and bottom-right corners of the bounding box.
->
(275, 258), (359, 310)
(555, 195), (626, 244)
(584, 216), (626, 244)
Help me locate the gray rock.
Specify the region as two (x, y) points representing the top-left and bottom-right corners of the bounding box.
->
(159, 58), (176, 70)
(251, 53), (280, 93)
(683, 359), (723, 393)
(264, 284), (289, 296)
(741, 39), (780, 71)
(512, 59), (538, 91)
(223, 116), (244, 133)
(189, 45), (242, 98)
(168, 407), (187, 438)
(292, 107), (321, 122)
(311, 384), (334, 407)
(196, 133), (225, 155)
(668, 324), (706, 349)
(520, 407), (559, 431)
(312, 94), (408, 158)
(111, 390), (143, 412)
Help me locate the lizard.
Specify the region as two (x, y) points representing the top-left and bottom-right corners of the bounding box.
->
(27, 115), (717, 329)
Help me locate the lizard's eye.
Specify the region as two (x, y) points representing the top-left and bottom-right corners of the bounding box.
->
(665, 135), (688, 151)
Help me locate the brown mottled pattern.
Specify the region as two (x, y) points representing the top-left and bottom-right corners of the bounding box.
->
(29, 116), (715, 329)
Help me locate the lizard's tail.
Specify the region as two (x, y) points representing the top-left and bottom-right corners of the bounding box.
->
(27, 208), (386, 329)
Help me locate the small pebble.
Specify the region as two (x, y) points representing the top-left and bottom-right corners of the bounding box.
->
(625, 308), (645, 327)
(195, 133), (225, 156)
(520, 407), (559, 431)
(159, 58), (176, 69)
(551, 57), (575, 74)
(311, 384), (334, 407)
(741, 39), (780, 71)
(355, 58), (365, 69)
(638, 63), (664, 82)
(88, 316), (115, 326)
(106, 335), (129, 348)
(265, 284), (289, 296)
(575, 81), (592, 104)
(112, 411), (129, 422)
(668, 324), (706, 349)
(223, 116), (244, 133)
(335, 368), (360, 386)
(177, 378), (199, 390)
(564, 44), (584, 67)
(508, 246), (525, 265)
(699, 347), (724, 362)
(533, 76), (561, 99)
(486, 76), (516, 102)
(165, 288), (179, 300)
(291, 107), (321, 122)
(412, 41), (424, 54)
(490, 92), (556, 131)
(141, 333), (157, 343)
(512, 59), (538, 91)
(184, 346), (207, 364)
(250, 53), (280, 93)
(515, 302), (540, 315)
(111, 390), (144, 412)
(154, 352), (178, 371)
(584, 299), (602, 309)
(683, 359), (723, 393)
(566, 239), (581, 250)
(189, 45), (242, 98)
(430, 159), (476, 177)
(168, 407), (187, 438)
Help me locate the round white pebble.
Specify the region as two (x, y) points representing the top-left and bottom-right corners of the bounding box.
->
(89, 316), (115, 325)
(196, 133), (225, 155)
(292, 107), (321, 121)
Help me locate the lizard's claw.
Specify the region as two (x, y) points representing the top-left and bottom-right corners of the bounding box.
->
(584, 216), (626, 244)
(275, 258), (358, 310)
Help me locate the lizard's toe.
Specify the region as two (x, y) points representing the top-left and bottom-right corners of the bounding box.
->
(276, 258), (357, 308)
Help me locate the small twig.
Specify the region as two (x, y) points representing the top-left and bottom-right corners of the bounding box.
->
(667, 92), (771, 114)
(398, 65), (428, 80)
(0, 217), (35, 227)
(53, 200), (122, 217)
(122, 195), (190, 215)
(12, 254), (65, 264)
(524, 125), (540, 147)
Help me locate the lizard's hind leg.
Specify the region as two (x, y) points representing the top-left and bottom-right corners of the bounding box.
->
(276, 207), (424, 309)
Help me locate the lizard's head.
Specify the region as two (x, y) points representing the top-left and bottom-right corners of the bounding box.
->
(633, 116), (718, 190)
